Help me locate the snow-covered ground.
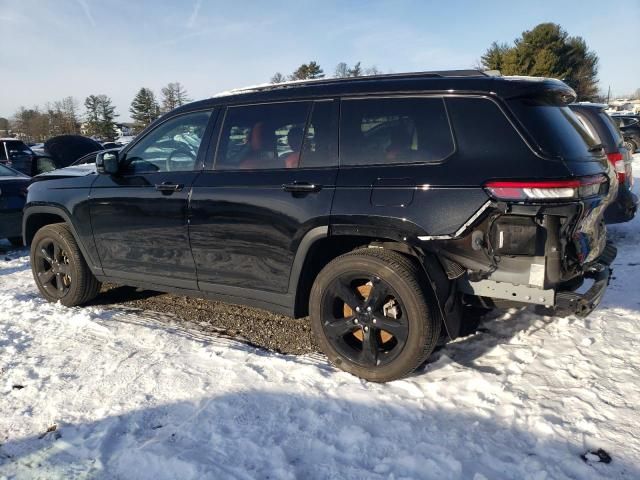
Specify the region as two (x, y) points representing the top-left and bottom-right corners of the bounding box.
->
(1, 159), (639, 480)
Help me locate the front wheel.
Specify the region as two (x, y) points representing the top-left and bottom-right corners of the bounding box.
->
(310, 248), (441, 382)
(30, 223), (101, 307)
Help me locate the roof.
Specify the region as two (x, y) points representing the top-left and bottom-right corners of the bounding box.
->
(169, 69), (576, 117)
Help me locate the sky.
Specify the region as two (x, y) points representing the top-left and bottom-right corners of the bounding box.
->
(1, 0), (638, 122)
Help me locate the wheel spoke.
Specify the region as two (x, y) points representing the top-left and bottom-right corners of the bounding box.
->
(333, 280), (362, 311)
(40, 247), (53, 264)
(360, 328), (379, 366)
(373, 314), (408, 341)
(38, 269), (55, 284)
(365, 277), (390, 310)
(56, 273), (64, 293)
(53, 243), (61, 260)
(324, 317), (357, 339)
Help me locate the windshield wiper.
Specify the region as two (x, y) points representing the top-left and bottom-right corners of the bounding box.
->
(588, 143), (604, 152)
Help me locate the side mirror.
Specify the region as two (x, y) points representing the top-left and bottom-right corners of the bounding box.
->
(96, 150), (120, 174)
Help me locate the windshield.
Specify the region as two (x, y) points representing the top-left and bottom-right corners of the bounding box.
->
(0, 163), (21, 176)
(508, 99), (600, 161)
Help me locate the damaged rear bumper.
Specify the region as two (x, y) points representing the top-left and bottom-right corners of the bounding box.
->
(458, 243), (617, 318)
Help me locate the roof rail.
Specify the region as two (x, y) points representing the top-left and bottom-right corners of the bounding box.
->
(214, 69), (490, 97)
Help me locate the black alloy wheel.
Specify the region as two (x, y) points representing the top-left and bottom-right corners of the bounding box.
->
(34, 237), (72, 298)
(30, 223), (101, 306)
(310, 248), (441, 382)
(321, 274), (409, 368)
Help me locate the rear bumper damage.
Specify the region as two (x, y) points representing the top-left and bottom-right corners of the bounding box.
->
(458, 243), (617, 318)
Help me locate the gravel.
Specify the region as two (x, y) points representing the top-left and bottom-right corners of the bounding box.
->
(90, 284), (319, 355)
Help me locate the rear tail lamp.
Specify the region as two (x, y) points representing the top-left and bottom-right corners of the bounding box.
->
(607, 152), (627, 184)
(485, 175), (607, 201)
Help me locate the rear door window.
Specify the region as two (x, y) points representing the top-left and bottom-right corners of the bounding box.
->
(508, 99), (600, 160)
(339, 97), (454, 166)
(215, 102), (311, 170)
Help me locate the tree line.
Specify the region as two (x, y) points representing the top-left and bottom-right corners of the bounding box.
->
(4, 82), (190, 143)
(0, 23), (617, 142)
(271, 61), (382, 83)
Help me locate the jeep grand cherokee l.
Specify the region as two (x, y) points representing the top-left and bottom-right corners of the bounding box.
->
(23, 70), (617, 382)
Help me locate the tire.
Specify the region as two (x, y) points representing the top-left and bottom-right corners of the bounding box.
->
(8, 237), (23, 247)
(624, 140), (636, 154)
(310, 248), (441, 382)
(30, 223), (101, 307)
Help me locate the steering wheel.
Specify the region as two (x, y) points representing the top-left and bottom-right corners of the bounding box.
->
(166, 145), (197, 171)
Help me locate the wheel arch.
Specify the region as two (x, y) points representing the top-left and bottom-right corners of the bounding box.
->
(23, 205), (103, 274)
(290, 228), (461, 339)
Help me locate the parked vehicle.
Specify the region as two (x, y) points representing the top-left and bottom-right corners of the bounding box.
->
(0, 163), (29, 246)
(23, 71), (617, 382)
(1, 135), (104, 176)
(611, 115), (640, 153)
(570, 104), (637, 223)
(1, 138), (36, 169)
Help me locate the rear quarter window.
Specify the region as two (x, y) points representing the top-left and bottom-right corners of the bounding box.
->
(508, 99), (599, 161)
(339, 97), (454, 166)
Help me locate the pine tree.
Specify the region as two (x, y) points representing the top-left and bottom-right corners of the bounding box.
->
(480, 23), (599, 100)
(480, 42), (510, 71)
(130, 88), (160, 131)
(97, 95), (118, 140)
(84, 95), (101, 138)
(290, 61), (324, 80)
(347, 62), (362, 77)
(84, 95), (118, 140)
(160, 82), (191, 113)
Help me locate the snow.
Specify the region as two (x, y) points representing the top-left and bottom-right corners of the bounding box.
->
(1, 158), (639, 479)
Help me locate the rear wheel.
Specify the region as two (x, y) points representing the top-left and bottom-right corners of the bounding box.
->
(30, 223), (101, 306)
(310, 248), (441, 382)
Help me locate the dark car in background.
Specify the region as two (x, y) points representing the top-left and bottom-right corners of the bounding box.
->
(611, 115), (640, 153)
(570, 104), (637, 223)
(0, 163), (30, 246)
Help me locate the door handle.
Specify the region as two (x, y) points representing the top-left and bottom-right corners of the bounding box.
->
(282, 182), (322, 193)
(155, 182), (184, 193)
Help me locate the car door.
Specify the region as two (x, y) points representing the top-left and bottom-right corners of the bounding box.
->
(89, 109), (214, 288)
(189, 100), (338, 308)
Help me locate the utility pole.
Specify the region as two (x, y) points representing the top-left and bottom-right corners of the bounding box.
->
(607, 85), (611, 104)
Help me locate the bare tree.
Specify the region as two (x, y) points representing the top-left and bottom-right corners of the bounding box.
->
(270, 72), (286, 83)
(160, 82), (191, 113)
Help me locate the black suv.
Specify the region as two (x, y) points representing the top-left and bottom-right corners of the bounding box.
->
(570, 103), (637, 223)
(611, 115), (640, 153)
(24, 71), (617, 382)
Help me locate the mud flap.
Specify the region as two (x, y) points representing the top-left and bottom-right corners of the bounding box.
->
(417, 253), (464, 339)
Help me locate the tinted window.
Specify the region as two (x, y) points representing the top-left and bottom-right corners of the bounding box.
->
(508, 99), (599, 160)
(600, 113), (623, 145)
(340, 97), (453, 166)
(446, 97), (532, 160)
(0, 143), (6, 161)
(0, 164), (18, 176)
(123, 111), (211, 174)
(216, 102), (311, 170)
(299, 101), (338, 168)
(5, 141), (32, 159)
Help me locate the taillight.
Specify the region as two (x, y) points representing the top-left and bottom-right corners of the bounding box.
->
(607, 152), (626, 184)
(485, 175), (607, 201)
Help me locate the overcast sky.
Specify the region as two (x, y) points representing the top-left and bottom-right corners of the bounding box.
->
(1, 0), (638, 121)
